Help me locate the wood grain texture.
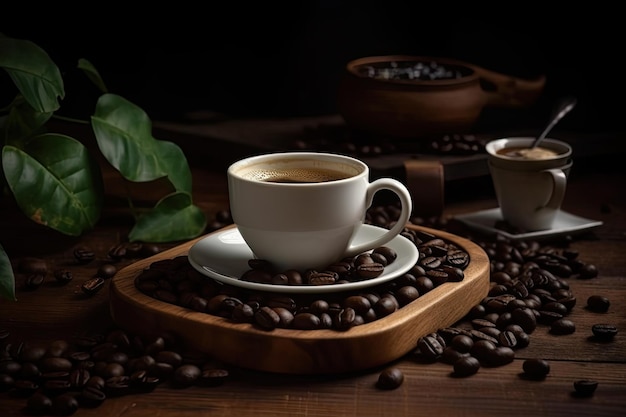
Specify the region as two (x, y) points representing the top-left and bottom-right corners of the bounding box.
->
(109, 224), (490, 374)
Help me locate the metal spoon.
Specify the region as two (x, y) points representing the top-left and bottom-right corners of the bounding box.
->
(530, 96), (577, 149)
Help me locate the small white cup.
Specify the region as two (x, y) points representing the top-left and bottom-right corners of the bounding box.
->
(227, 152), (413, 271)
(485, 137), (573, 231)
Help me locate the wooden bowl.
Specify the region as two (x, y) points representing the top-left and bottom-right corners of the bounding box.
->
(109, 224), (490, 375)
(337, 55), (545, 139)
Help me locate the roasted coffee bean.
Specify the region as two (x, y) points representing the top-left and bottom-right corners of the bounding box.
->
(522, 358), (550, 379)
(550, 318), (576, 335)
(155, 351), (183, 367)
(231, 303), (255, 322)
(395, 286), (420, 306)
(140, 243), (161, 257)
(420, 256), (442, 270)
(24, 273), (45, 290)
(18, 344), (45, 363)
(469, 329), (498, 345)
(470, 340), (496, 363)
(267, 296), (296, 312)
(198, 368), (229, 386)
(537, 310), (563, 325)
(254, 306), (280, 330)
(369, 252), (388, 266)
(97, 263), (117, 279)
(453, 356), (480, 377)
(106, 375), (131, 397)
(325, 261), (352, 276)
(173, 364), (201, 388)
(591, 324), (618, 340)
(39, 357), (73, 373)
(446, 249), (469, 268)
(498, 330), (518, 348)
(51, 392), (79, 415)
(356, 262), (384, 279)
(292, 312), (321, 330)
(426, 269), (449, 286)
(343, 296), (372, 315)
(241, 269), (272, 284)
(573, 379), (598, 396)
(373, 296), (398, 318)
(271, 273), (289, 285)
(376, 367), (404, 389)
(79, 386), (106, 407)
(484, 346), (515, 367)
(417, 334), (445, 361)
(441, 265), (464, 282)
(471, 318), (496, 329)
(586, 295), (610, 312)
(108, 243), (127, 260)
(69, 368), (90, 389)
(43, 379), (72, 395)
(74, 247), (95, 264)
(450, 335), (474, 353)
(373, 246), (397, 264)
(440, 347), (469, 364)
(54, 268), (73, 284)
(26, 392), (52, 414)
(307, 271), (337, 285)
(81, 277), (105, 296)
(511, 307), (537, 334)
(334, 307), (357, 331)
(578, 264), (598, 279)
(18, 362), (40, 380)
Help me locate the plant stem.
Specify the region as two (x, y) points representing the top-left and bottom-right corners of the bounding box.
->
(52, 115), (90, 125)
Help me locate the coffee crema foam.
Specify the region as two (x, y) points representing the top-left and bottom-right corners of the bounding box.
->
(241, 167), (350, 183)
(497, 146), (560, 160)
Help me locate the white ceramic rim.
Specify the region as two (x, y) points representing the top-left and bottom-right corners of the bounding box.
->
(486, 137), (572, 160)
(228, 151), (368, 186)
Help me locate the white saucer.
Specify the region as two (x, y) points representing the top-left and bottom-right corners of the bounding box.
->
(453, 207), (603, 241)
(187, 224), (419, 294)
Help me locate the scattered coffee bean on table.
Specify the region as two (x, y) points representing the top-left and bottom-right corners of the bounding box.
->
(591, 324), (618, 341)
(573, 379), (599, 397)
(522, 359), (551, 380)
(376, 367), (404, 389)
(586, 295), (610, 312)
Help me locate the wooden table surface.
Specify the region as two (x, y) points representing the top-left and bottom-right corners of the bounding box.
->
(1, 122), (625, 417)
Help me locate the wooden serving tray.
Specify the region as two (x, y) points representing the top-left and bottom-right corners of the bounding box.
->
(109, 224), (490, 375)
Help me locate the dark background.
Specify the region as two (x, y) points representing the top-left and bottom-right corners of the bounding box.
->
(2, 2), (624, 132)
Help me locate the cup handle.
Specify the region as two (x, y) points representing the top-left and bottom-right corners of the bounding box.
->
(542, 168), (567, 210)
(344, 178), (413, 257)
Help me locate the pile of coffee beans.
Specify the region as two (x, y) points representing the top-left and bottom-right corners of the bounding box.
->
(291, 123), (486, 158)
(13, 242), (163, 296)
(2, 204), (615, 412)
(357, 60), (470, 81)
(240, 245), (399, 286)
(0, 328), (229, 415)
(134, 225), (469, 332)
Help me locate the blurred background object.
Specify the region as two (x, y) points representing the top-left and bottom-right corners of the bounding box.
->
(1, 2), (623, 134)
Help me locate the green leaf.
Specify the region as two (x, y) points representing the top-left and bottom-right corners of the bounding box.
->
(0, 35), (64, 113)
(128, 192), (206, 242)
(2, 134), (104, 236)
(77, 58), (108, 94)
(91, 93), (192, 193)
(0, 244), (16, 302)
(1, 97), (52, 146)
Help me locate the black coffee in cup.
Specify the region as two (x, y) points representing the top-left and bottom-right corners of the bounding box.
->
(244, 167), (350, 183)
(496, 146), (560, 160)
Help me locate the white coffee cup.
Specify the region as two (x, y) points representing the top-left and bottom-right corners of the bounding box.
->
(227, 152), (413, 271)
(485, 137), (573, 231)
